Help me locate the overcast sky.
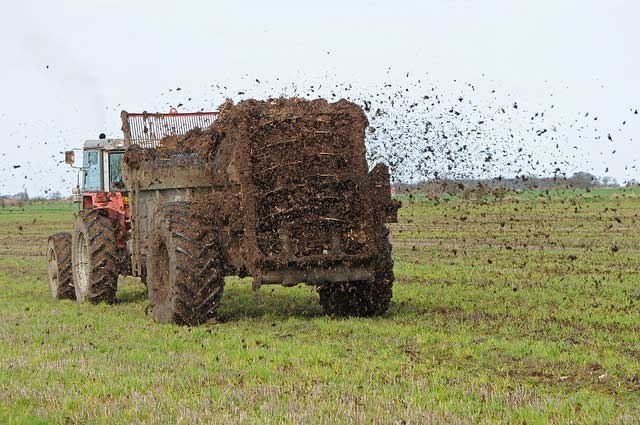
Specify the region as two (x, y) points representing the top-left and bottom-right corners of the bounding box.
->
(1, 0), (638, 195)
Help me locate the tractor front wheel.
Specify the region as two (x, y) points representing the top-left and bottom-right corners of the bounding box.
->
(71, 210), (120, 303)
(47, 232), (75, 300)
(146, 202), (225, 326)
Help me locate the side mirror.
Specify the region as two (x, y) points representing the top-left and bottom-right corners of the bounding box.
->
(65, 151), (75, 166)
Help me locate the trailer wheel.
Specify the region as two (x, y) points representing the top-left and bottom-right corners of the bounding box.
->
(147, 202), (224, 326)
(72, 210), (119, 303)
(318, 230), (394, 317)
(47, 232), (76, 300)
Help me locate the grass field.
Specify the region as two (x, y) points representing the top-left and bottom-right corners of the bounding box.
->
(1, 188), (639, 424)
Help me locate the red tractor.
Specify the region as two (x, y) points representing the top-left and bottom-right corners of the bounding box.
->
(47, 136), (131, 302)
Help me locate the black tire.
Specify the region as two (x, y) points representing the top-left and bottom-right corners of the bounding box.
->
(71, 209), (119, 304)
(47, 232), (76, 300)
(318, 229), (394, 317)
(146, 202), (224, 326)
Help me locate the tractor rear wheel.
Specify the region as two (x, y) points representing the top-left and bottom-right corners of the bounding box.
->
(47, 232), (75, 300)
(146, 202), (224, 326)
(71, 210), (119, 303)
(318, 231), (394, 317)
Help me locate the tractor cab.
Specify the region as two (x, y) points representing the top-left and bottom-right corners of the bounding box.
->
(65, 136), (129, 224)
(80, 138), (126, 194)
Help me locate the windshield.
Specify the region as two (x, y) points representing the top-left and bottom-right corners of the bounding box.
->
(109, 152), (125, 191)
(83, 150), (102, 191)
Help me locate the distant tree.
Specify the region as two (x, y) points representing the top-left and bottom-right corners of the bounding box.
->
(14, 189), (29, 202)
(599, 176), (619, 187)
(47, 191), (63, 201)
(568, 172), (598, 189)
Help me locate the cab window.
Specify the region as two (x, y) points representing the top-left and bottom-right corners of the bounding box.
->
(109, 152), (125, 191)
(83, 150), (102, 191)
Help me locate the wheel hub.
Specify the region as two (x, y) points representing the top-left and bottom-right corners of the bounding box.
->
(47, 247), (59, 297)
(75, 232), (90, 299)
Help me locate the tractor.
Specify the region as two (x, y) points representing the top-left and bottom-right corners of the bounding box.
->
(47, 136), (130, 302)
(47, 100), (400, 325)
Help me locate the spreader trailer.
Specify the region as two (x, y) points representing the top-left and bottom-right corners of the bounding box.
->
(47, 99), (400, 325)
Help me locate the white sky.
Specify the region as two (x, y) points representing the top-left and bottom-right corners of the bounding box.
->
(0, 0), (638, 195)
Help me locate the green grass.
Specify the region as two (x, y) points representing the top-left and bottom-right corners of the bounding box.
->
(1, 189), (639, 424)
